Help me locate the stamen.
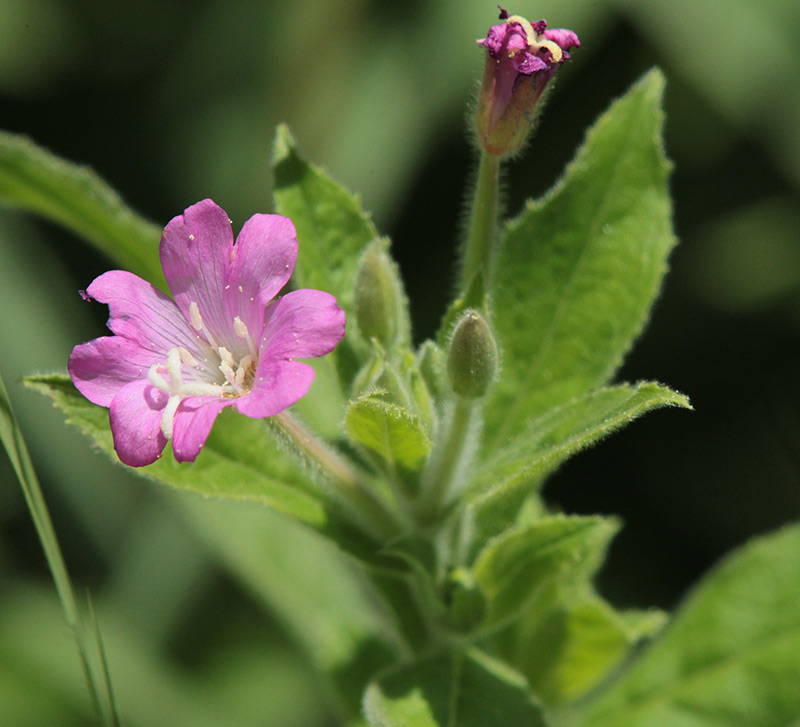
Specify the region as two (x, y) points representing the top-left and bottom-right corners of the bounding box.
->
(218, 346), (236, 368)
(537, 38), (563, 62)
(178, 347), (200, 368)
(220, 361), (240, 390)
(235, 355), (256, 388)
(233, 316), (248, 338)
(233, 316), (256, 356)
(189, 301), (203, 331)
(188, 301), (220, 348)
(507, 15), (536, 43)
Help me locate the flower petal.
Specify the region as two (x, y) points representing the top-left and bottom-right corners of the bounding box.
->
(86, 270), (202, 356)
(235, 359), (315, 418)
(69, 336), (161, 407)
(259, 289), (346, 360)
(160, 199), (234, 345)
(171, 397), (230, 463)
(224, 213), (297, 339)
(109, 379), (169, 467)
(543, 28), (580, 50)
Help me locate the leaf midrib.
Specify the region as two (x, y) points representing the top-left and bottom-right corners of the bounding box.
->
(492, 128), (635, 447)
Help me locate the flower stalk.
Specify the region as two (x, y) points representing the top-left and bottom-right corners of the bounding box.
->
(415, 396), (480, 527)
(273, 410), (405, 540)
(460, 150), (501, 295)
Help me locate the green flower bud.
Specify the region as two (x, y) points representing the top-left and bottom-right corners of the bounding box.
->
(354, 238), (408, 347)
(447, 310), (498, 398)
(352, 343), (412, 410)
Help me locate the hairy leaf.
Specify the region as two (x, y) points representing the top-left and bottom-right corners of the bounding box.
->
(24, 373), (381, 562)
(486, 69), (676, 449)
(346, 394), (432, 472)
(0, 131), (163, 287)
(272, 124), (378, 324)
(473, 515), (619, 626)
(461, 383), (689, 562)
(573, 523), (800, 727)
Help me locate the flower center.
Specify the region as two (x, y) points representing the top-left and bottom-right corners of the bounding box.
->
(147, 301), (258, 440)
(506, 15), (563, 63)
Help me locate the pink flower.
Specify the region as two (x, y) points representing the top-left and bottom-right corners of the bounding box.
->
(476, 7), (580, 156)
(69, 199), (346, 467)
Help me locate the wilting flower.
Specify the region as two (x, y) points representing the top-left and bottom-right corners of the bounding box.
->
(69, 199), (345, 467)
(476, 7), (580, 156)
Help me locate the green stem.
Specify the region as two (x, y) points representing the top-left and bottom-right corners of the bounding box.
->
(459, 151), (500, 294)
(416, 396), (477, 527)
(273, 411), (404, 540)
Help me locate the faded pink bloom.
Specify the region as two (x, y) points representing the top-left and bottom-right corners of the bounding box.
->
(69, 199), (345, 467)
(476, 7), (580, 156)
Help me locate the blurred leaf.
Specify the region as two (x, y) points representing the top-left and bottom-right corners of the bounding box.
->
(179, 496), (401, 724)
(0, 131), (164, 287)
(573, 523), (800, 727)
(461, 383), (689, 561)
(685, 196), (800, 312)
(0, 0), (76, 92)
(472, 515), (619, 627)
(0, 369), (119, 726)
(24, 373), (382, 563)
(0, 581), (331, 727)
(346, 394), (432, 472)
(363, 648), (547, 727)
(486, 69), (676, 449)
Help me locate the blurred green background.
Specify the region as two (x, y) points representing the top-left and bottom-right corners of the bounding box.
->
(2, 0), (799, 724)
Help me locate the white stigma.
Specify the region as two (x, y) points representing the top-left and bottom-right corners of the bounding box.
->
(147, 303), (259, 440)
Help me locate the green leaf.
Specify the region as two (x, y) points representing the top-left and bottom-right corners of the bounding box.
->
(472, 515), (619, 627)
(461, 383), (690, 561)
(272, 123), (378, 325)
(0, 131), (164, 288)
(573, 523), (800, 727)
(486, 69), (677, 449)
(502, 594), (666, 706)
(346, 394), (432, 472)
(24, 373), (381, 561)
(363, 648), (548, 727)
(272, 124), (382, 392)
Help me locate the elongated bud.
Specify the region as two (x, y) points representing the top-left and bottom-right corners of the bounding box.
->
(476, 7), (580, 157)
(354, 238), (408, 347)
(447, 310), (498, 398)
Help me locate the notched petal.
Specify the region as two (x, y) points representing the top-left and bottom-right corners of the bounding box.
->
(260, 289), (346, 360)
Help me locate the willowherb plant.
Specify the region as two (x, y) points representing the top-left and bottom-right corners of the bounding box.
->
(3, 6), (800, 727)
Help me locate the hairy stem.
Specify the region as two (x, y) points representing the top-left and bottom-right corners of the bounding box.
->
(459, 151), (500, 294)
(415, 396), (479, 527)
(273, 410), (405, 540)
